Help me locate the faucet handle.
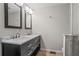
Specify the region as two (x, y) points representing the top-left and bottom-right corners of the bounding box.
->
(16, 33), (20, 38)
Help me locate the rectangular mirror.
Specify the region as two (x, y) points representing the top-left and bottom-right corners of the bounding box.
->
(25, 11), (32, 29)
(4, 3), (22, 28)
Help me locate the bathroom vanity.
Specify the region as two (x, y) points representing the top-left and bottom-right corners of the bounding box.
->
(1, 34), (40, 56)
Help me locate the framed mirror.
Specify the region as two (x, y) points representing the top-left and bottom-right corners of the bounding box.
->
(25, 11), (32, 29)
(4, 3), (22, 28)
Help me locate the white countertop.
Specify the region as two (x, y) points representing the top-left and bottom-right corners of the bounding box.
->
(1, 34), (40, 45)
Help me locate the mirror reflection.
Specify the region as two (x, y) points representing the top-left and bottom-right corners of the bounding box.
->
(25, 12), (32, 29)
(8, 3), (20, 27)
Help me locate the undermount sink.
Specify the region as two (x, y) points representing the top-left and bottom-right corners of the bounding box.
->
(10, 37), (30, 41)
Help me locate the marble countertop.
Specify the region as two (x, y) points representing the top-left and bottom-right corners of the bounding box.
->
(1, 34), (40, 45)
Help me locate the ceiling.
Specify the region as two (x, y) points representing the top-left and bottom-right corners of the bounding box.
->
(23, 3), (69, 11)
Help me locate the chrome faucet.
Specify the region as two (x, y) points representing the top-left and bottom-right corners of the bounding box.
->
(16, 33), (20, 38)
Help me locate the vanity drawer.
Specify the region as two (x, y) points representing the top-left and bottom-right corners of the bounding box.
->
(21, 40), (33, 55)
(22, 50), (33, 56)
(22, 44), (40, 56)
(21, 40), (32, 48)
(21, 44), (32, 55)
(21, 46), (35, 56)
(33, 37), (40, 45)
(32, 36), (40, 43)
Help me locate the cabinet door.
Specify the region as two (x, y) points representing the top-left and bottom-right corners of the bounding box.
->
(2, 43), (20, 56)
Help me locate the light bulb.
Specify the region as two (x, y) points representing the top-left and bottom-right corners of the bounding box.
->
(16, 3), (23, 6)
(29, 9), (33, 14)
(25, 6), (30, 12)
(25, 6), (33, 14)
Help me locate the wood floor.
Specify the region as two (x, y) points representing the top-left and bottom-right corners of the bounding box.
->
(36, 50), (63, 56)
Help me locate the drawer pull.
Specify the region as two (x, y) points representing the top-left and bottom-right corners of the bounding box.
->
(27, 44), (32, 47)
(27, 51), (33, 56)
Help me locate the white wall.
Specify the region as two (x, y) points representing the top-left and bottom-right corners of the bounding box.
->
(0, 3), (32, 55)
(72, 3), (79, 34)
(32, 4), (71, 51)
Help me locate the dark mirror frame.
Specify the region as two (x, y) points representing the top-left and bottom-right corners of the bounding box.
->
(4, 3), (22, 29)
(25, 11), (32, 29)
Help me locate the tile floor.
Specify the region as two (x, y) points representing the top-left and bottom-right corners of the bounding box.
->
(36, 50), (63, 56)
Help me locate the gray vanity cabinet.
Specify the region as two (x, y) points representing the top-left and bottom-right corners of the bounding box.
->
(2, 36), (40, 56)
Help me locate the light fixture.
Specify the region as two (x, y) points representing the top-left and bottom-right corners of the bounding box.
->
(25, 6), (30, 12)
(29, 9), (33, 14)
(16, 3), (23, 6)
(25, 6), (33, 14)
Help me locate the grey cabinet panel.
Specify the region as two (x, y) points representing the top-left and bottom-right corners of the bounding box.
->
(2, 43), (20, 56)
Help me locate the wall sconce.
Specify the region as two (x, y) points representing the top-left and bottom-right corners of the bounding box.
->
(29, 9), (33, 14)
(16, 3), (23, 6)
(25, 6), (30, 12)
(25, 6), (33, 14)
